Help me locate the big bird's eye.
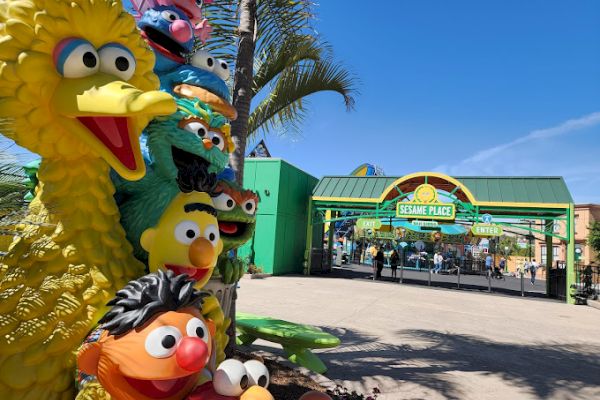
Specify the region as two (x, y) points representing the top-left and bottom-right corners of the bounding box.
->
(204, 224), (220, 246)
(183, 121), (208, 138)
(241, 199), (257, 215)
(214, 59), (230, 80)
(213, 359), (249, 397)
(244, 360), (270, 388)
(161, 10), (180, 21)
(145, 326), (182, 358)
(190, 50), (215, 72)
(175, 220), (201, 244)
(212, 192), (236, 211)
(186, 317), (209, 344)
(54, 38), (99, 78)
(208, 131), (226, 151)
(98, 44), (136, 81)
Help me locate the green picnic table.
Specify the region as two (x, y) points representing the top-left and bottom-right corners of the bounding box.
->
(236, 312), (341, 374)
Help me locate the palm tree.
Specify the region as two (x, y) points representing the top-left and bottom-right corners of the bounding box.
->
(203, 0), (357, 184)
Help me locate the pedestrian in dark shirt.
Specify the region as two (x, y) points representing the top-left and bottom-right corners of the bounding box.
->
(375, 247), (384, 279)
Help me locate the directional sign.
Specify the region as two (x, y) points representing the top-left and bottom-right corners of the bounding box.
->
(471, 223), (503, 237)
(481, 214), (493, 224)
(356, 218), (382, 230)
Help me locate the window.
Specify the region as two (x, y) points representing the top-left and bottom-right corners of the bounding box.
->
(541, 245), (560, 264)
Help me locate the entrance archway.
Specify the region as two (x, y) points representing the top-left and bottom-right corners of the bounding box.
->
(307, 172), (575, 302)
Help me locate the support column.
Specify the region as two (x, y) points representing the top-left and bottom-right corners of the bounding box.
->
(327, 211), (335, 271)
(303, 200), (314, 275)
(545, 221), (553, 296)
(567, 204), (576, 304)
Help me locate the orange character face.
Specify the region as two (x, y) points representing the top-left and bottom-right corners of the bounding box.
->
(79, 307), (215, 400)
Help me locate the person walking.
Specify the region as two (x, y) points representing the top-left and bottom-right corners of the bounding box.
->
(499, 256), (507, 272)
(375, 247), (384, 279)
(485, 254), (493, 274)
(529, 258), (539, 285)
(433, 252), (442, 274)
(390, 249), (399, 280)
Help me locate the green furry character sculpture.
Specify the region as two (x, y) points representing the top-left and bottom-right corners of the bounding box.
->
(211, 179), (259, 283)
(114, 98), (235, 263)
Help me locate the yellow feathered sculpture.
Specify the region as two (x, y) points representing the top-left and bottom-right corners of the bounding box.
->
(0, 0), (176, 398)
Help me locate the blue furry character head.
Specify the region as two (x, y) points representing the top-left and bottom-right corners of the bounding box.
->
(138, 5), (195, 72)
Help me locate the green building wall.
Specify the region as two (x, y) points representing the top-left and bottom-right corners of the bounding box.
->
(239, 158), (319, 275)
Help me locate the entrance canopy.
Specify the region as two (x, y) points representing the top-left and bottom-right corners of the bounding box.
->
(306, 172), (577, 302)
(313, 172), (572, 213)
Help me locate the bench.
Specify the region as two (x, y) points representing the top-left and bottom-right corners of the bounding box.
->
(236, 312), (341, 374)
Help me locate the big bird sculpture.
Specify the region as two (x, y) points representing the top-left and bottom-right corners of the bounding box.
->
(0, 0), (176, 398)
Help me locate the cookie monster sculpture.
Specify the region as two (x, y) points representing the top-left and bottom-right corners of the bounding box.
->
(0, 0), (176, 398)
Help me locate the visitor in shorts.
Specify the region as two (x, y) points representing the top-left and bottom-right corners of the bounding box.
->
(530, 259), (539, 285)
(390, 249), (399, 279)
(485, 254), (493, 273)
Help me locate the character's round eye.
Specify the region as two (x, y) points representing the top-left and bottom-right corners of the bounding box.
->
(244, 360), (270, 388)
(208, 131), (225, 151)
(212, 192), (236, 211)
(186, 317), (209, 344)
(241, 199), (257, 215)
(213, 359), (249, 397)
(214, 59), (230, 80)
(204, 224), (219, 246)
(161, 10), (180, 21)
(145, 326), (182, 358)
(190, 50), (215, 72)
(53, 38), (99, 78)
(98, 44), (136, 81)
(195, 0), (203, 6)
(175, 220), (201, 244)
(183, 121), (208, 138)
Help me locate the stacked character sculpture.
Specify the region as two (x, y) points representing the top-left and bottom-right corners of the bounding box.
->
(0, 0), (176, 398)
(0, 0), (335, 398)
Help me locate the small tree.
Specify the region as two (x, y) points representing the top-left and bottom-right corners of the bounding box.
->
(587, 221), (600, 261)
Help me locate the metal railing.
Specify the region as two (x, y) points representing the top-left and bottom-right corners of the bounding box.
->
(572, 263), (600, 304)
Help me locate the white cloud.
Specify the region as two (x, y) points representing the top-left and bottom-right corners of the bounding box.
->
(434, 112), (600, 203)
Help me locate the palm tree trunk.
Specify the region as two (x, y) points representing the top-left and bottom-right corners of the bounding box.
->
(230, 0), (257, 186)
(226, 0), (256, 358)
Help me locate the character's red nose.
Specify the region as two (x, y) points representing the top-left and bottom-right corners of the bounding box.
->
(170, 19), (193, 43)
(176, 337), (209, 372)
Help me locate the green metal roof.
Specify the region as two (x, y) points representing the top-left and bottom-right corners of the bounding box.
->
(312, 175), (573, 206)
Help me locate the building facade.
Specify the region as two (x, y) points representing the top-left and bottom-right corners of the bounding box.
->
(535, 204), (600, 265)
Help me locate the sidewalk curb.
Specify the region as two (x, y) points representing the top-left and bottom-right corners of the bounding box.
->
(237, 344), (338, 391)
(588, 300), (600, 311)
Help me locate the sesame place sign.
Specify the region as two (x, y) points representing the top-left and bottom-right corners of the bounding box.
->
(396, 184), (456, 221)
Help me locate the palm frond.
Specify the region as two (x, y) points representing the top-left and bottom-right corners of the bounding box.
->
(248, 58), (357, 136)
(253, 34), (324, 96)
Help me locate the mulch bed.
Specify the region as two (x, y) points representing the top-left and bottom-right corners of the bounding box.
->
(234, 350), (329, 399)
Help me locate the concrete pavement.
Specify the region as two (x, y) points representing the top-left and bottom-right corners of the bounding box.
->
(237, 274), (600, 400)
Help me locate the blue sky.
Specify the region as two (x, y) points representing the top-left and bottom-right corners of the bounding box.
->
(254, 0), (600, 203)
(3, 1), (599, 203)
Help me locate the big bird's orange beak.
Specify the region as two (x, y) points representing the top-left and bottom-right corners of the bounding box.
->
(53, 73), (175, 181)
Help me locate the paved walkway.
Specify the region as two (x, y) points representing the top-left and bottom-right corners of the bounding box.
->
(237, 275), (600, 400)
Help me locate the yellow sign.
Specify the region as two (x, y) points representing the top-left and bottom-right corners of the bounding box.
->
(396, 184), (456, 221)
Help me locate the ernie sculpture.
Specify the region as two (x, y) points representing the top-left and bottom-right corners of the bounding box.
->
(0, 0), (176, 398)
(77, 270), (215, 400)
